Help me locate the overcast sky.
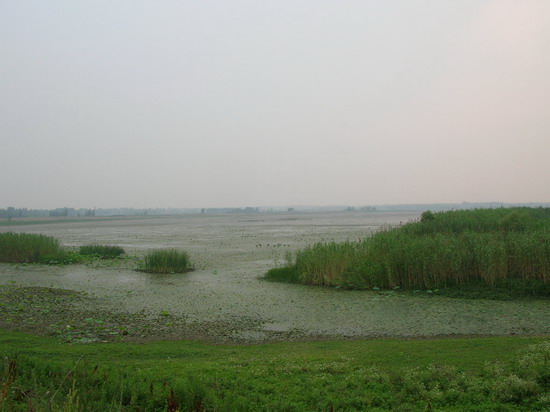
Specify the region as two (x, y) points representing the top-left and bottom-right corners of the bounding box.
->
(1, 1), (549, 209)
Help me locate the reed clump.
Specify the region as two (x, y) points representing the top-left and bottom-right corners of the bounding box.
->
(79, 244), (125, 259)
(0, 232), (66, 263)
(142, 249), (192, 274)
(268, 208), (550, 296)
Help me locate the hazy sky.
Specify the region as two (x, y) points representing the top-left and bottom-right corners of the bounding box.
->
(1, 1), (549, 209)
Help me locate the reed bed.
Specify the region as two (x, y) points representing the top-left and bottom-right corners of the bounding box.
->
(0, 232), (65, 263)
(268, 208), (550, 295)
(79, 244), (125, 259)
(405, 207), (550, 236)
(142, 249), (192, 273)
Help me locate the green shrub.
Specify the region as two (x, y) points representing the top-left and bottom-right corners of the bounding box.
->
(0, 232), (66, 263)
(79, 244), (125, 259)
(142, 249), (192, 273)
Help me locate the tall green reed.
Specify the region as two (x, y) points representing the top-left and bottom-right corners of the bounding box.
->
(268, 208), (550, 295)
(0, 232), (65, 263)
(142, 249), (192, 274)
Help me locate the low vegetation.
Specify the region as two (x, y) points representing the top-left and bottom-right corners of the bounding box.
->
(0, 232), (192, 273)
(0, 232), (130, 265)
(266, 208), (550, 297)
(0, 232), (66, 263)
(141, 249), (192, 274)
(1, 331), (549, 411)
(79, 244), (125, 259)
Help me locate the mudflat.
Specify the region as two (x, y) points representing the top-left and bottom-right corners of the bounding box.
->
(1, 211), (549, 343)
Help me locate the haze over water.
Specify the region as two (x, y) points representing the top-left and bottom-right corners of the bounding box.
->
(1, 1), (549, 209)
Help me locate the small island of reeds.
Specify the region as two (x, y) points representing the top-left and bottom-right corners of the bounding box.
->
(0, 232), (126, 264)
(141, 249), (193, 274)
(0, 232), (67, 263)
(265, 207), (550, 298)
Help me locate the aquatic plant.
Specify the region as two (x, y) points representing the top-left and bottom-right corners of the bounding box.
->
(264, 266), (301, 283)
(0, 232), (66, 263)
(266, 208), (550, 296)
(142, 249), (192, 273)
(79, 244), (125, 259)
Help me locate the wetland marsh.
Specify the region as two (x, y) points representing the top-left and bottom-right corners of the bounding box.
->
(1, 211), (549, 344)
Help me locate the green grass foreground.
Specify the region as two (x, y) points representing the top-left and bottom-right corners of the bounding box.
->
(1, 330), (549, 411)
(266, 208), (550, 296)
(142, 249), (192, 274)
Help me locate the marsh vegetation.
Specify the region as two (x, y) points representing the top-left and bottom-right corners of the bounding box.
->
(0, 233), (130, 265)
(266, 208), (550, 297)
(141, 249), (193, 274)
(0, 212), (549, 410)
(0, 232), (66, 263)
(78, 244), (125, 259)
(0, 232), (195, 274)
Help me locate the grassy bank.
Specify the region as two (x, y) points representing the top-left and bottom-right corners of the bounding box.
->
(1, 330), (549, 411)
(265, 208), (550, 296)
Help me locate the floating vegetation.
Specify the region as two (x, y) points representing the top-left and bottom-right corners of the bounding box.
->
(79, 244), (125, 259)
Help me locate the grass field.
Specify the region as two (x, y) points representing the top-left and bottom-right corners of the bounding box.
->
(1, 330), (549, 411)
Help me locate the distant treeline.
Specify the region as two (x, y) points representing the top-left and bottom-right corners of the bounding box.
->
(2, 202), (549, 219)
(0, 207), (98, 218)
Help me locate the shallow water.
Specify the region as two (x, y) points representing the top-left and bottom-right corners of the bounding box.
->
(2, 211), (550, 343)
